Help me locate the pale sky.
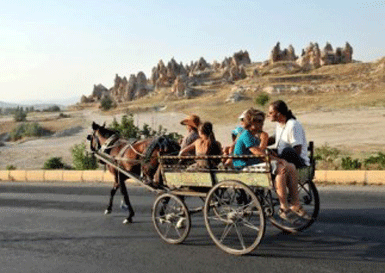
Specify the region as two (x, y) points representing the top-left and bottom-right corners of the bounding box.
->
(1, 0), (384, 104)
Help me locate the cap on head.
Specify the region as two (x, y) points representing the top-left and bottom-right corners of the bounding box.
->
(180, 114), (201, 129)
(239, 110), (247, 120)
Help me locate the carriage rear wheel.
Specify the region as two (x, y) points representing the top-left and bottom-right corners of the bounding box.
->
(269, 180), (320, 233)
(152, 193), (191, 244)
(203, 180), (266, 255)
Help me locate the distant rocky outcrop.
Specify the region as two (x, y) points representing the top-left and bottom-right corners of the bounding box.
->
(270, 43), (297, 63)
(269, 42), (353, 70)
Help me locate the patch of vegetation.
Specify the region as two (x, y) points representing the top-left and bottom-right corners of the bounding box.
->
(13, 107), (27, 122)
(341, 156), (361, 170)
(43, 157), (68, 169)
(364, 152), (385, 170)
(6, 165), (17, 170)
(100, 96), (115, 111)
(43, 105), (61, 112)
(10, 122), (52, 141)
(71, 143), (98, 170)
(255, 92), (270, 106)
(109, 113), (183, 142)
(314, 143), (340, 163)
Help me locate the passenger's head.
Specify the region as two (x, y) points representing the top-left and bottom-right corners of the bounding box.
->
(199, 122), (214, 139)
(268, 100), (296, 122)
(243, 108), (265, 132)
(238, 110), (247, 127)
(180, 114), (201, 132)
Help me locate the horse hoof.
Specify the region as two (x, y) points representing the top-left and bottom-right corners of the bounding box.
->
(104, 209), (112, 215)
(123, 218), (133, 224)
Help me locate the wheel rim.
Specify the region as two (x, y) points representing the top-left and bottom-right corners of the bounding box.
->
(204, 180), (265, 255)
(269, 180), (320, 232)
(152, 193), (191, 244)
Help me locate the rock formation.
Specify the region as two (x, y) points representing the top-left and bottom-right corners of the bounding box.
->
(270, 42), (297, 63)
(270, 42), (353, 69)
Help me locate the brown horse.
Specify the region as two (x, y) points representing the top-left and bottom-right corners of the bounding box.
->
(87, 122), (180, 224)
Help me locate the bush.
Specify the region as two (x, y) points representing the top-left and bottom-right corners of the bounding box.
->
(6, 165), (17, 170)
(71, 143), (98, 170)
(10, 122), (51, 141)
(314, 143), (340, 163)
(341, 156), (361, 170)
(109, 114), (140, 138)
(109, 114), (183, 143)
(255, 93), (270, 106)
(14, 107), (27, 122)
(100, 96), (114, 111)
(43, 157), (65, 169)
(364, 152), (385, 170)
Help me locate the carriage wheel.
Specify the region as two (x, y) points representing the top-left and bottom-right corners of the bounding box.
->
(269, 180), (320, 233)
(152, 193), (191, 244)
(204, 180), (266, 255)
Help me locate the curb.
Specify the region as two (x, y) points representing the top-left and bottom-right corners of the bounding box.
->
(0, 170), (384, 185)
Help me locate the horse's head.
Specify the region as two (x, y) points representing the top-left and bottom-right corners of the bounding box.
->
(87, 122), (116, 152)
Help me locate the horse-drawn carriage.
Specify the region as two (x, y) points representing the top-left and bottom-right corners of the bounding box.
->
(88, 122), (319, 255)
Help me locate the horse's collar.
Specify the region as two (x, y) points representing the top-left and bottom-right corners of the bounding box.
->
(100, 134), (119, 154)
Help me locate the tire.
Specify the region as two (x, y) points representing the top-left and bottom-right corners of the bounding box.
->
(269, 180), (320, 233)
(152, 193), (191, 244)
(203, 180), (266, 255)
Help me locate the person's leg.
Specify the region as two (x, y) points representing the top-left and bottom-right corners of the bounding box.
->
(284, 162), (300, 208)
(274, 163), (289, 211)
(280, 147), (305, 168)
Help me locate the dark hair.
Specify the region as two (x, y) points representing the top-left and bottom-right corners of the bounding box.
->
(243, 108), (265, 130)
(199, 122), (215, 142)
(270, 100), (296, 120)
(199, 122), (220, 156)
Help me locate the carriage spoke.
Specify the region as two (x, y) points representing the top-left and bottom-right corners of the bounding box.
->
(240, 218), (261, 232)
(219, 223), (234, 242)
(234, 223), (246, 250)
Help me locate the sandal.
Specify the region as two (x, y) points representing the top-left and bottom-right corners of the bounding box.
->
(291, 206), (311, 220)
(278, 209), (297, 222)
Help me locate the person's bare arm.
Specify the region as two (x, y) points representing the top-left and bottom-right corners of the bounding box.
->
(179, 141), (196, 156)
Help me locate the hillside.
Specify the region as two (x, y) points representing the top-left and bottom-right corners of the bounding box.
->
(74, 57), (385, 125)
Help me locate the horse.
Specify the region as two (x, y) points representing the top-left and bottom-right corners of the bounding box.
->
(87, 121), (180, 224)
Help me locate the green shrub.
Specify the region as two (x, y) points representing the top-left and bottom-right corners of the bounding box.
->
(109, 114), (183, 143)
(109, 114), (140, 138)
(255, 93), (270, 106)
(71, 143), (98, 170)
(341, 156), (361, 170)
(100, 96), (114, 111)
(13, 107), (27, 122)
(43, 157), (65, 169)
(364, 152), (385, 170)
(10, 122), (51, 141)
(43, 105), (61, 112)
(314, 143), (340, 163)
(6, 165), (17, 170)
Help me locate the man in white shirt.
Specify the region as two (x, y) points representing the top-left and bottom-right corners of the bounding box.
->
(268, 100), (310, 168)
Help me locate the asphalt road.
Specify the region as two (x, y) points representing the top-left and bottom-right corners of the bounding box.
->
(0, 182), (384, 273)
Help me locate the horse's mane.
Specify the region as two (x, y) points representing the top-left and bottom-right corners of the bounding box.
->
(143, 136), (180, 163)
(99, 126), (118, 138)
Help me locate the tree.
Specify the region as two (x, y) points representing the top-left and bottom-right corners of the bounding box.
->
(13, 107), (27, 122)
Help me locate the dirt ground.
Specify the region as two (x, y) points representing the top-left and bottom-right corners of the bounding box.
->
(1, 108), (385, 170)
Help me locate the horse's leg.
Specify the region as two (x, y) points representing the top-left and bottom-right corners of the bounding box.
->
(105, 182), (120, 214)
(117, 172), (135, 224)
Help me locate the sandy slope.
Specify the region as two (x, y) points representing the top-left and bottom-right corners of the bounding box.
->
(1, 108), (385, 170)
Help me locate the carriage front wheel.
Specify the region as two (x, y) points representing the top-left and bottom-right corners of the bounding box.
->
(203, 180), (266, 255)
(152, 193), (191, 244)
